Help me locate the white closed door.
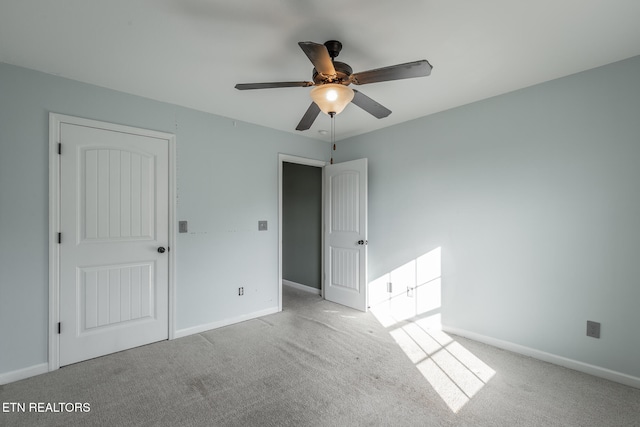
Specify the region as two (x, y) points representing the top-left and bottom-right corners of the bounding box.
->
(58, 121), (169, 366)
(324, 158), (368, 311)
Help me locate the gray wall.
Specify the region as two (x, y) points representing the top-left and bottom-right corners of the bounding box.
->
(282, 162), (322, 289)
(0, 62), (327, 376)
(3, 54), (640, 382)
(337, 55), (640, 379)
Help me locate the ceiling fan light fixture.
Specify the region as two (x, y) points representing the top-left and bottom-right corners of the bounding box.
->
(310, 83), (354, 115)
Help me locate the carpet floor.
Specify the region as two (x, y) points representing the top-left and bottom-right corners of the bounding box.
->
(1, 285), (639, 426)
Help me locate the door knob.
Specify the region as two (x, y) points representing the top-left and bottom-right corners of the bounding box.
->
(357, 240), (368, 245)
(157, 247), (166, 254)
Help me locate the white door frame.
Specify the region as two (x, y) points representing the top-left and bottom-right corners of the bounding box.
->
(277, 154), (326, 311)
(48, 113), (177, 371)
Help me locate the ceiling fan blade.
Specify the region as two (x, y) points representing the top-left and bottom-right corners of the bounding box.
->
(351, 90), (392, 119)
(296, 102), (321, 131)
(350, 60), (432, 85)
(298, 42), (336, 78)
(235, 81), (313, 90)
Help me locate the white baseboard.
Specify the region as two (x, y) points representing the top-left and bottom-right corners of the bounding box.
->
(442, 325), (640, 390)
(283, 279), (321, 295)
(174, 306), (279, 339)
(0, 362), (49, 385)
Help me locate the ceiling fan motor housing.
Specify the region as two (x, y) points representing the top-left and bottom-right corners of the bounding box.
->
(313, 61), (353, 85)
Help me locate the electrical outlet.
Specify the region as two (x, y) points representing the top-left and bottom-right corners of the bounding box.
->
(407, 286), (414, 298)
(258, 220), (268, 231)
(586, 320), (600, 338)
(238, 287), (244, 296)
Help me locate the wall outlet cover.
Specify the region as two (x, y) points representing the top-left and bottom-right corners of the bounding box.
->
(586, 320), (601, 338)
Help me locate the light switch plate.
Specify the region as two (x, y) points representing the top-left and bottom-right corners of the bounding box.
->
(258, 220), (268, 231)
(178, 221), (188, 233)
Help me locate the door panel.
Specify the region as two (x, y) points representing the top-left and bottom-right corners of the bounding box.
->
(330, 247), (359, 291)
(79, 262), (154, 332)
(59, 122), (169, 366)
(81, 148), (154, 241)
(324, 158), (368, 311)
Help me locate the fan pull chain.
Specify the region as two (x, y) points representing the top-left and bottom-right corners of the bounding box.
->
(330, 112), (336, 164)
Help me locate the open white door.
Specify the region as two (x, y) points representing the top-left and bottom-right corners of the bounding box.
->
(55, 117), (172, 366)
(324, 158), (368, 311)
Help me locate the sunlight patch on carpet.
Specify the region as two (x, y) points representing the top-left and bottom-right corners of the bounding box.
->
(370, 247), (495, 413)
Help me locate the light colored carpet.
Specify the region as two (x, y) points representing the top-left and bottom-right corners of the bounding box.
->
(1, 285), (639, 426)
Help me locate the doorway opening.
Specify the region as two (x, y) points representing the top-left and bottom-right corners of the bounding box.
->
(278, 154), (368, 312)
(278, 155), (326, 311)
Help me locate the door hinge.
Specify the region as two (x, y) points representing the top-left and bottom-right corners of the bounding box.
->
(58, 142), (62, 155)
(57, 322), (61, 334)
(58, 232), (62, 244)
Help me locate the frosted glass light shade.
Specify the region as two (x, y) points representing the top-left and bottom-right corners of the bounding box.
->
(310, 84), (354, 115)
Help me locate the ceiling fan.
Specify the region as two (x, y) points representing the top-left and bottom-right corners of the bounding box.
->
(235, 40), (433, 131)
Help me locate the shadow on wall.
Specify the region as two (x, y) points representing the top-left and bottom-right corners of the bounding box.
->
(369, 247), (495, 413)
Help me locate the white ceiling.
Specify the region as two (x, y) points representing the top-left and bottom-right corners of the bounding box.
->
(2, 0), (639, 141)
